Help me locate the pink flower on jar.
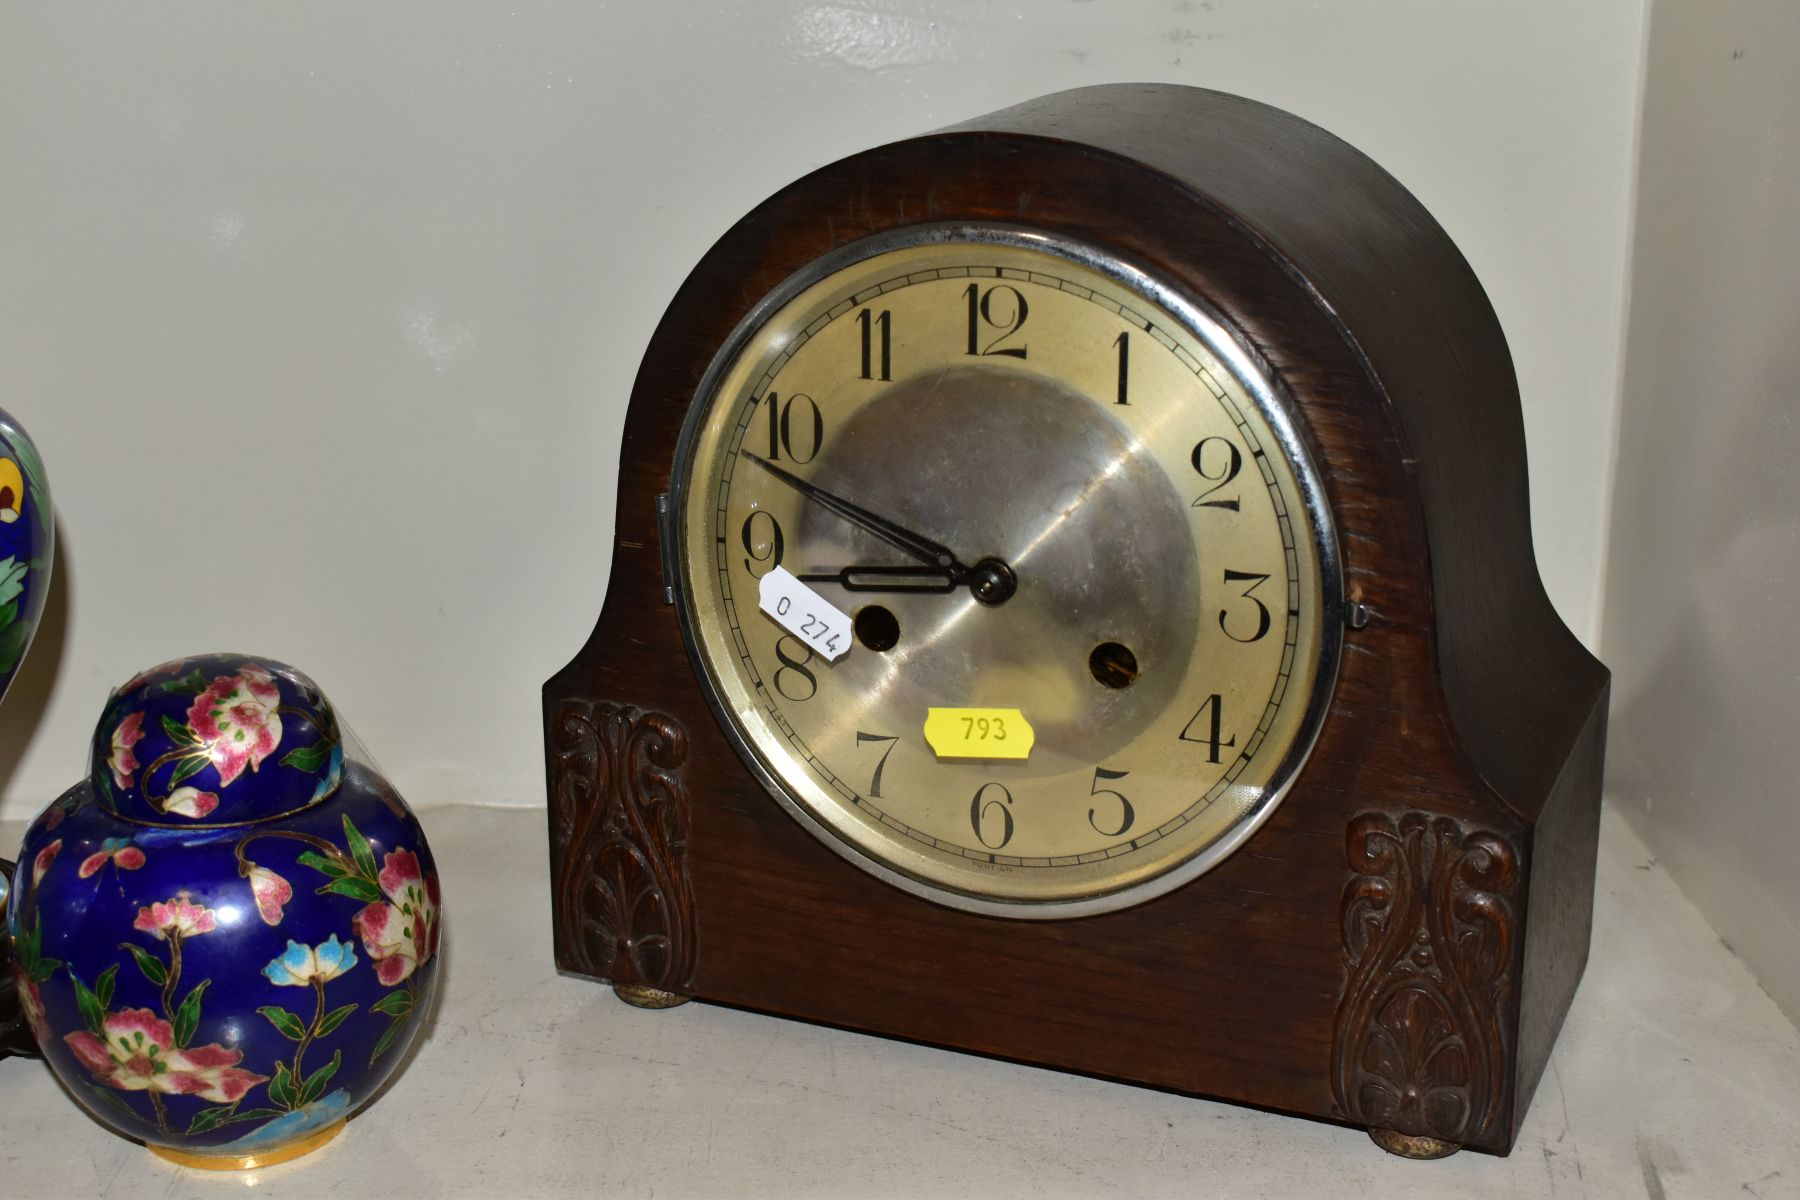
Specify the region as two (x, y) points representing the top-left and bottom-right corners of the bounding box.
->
(65, 1009), (267, 1103)
(79, 838), (146, 879)
(352, 848), (440, 986)
(164, 787), (219, 819)
(13, 965), (48, 1043)
(109, 712), (146, 791)
(186, 665), (283, 787)
(245, 865), (293, 926)
(133, 896), (217, 941)
(32, 839), (60, 886)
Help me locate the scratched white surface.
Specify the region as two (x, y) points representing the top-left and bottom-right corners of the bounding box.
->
(2, 802), (1796, 1199)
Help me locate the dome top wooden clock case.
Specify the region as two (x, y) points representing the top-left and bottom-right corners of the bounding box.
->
(544, 84), (1609, 1158)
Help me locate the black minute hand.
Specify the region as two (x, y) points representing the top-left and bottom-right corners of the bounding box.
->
(741, 451), (969, 579)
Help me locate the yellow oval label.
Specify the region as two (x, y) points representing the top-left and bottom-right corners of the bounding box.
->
(923, 707), (1035, 760)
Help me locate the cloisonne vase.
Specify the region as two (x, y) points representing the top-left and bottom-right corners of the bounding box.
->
(4, 653), (442, 1169)
(0, 406), (54, 1059)
(0, 409), (51, 705)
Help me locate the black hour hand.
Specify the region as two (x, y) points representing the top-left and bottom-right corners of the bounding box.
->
(794, 565), (959, 594)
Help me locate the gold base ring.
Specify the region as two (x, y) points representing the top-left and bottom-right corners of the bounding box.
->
(149, 1118), (346, 1171)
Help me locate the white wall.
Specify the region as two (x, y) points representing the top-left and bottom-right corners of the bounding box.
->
(1603, 0), (1800, 1023)
(0, 2), (1644, 822)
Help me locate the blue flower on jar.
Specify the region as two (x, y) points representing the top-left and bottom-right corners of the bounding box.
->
(262, 936), (358, 988)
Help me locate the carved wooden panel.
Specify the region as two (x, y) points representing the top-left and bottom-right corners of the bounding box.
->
(548, 701), (696, 993)
(1333, 812), (1520, 1145)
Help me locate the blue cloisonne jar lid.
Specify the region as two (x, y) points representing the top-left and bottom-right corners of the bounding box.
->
(91, 654), (344, 826)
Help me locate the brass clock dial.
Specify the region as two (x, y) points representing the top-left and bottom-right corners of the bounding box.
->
(672, 227), (1341, 916)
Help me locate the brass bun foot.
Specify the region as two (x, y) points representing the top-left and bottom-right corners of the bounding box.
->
(614, 983), (690, 1009)
(149, 1119), (346, 1171)
(1368, 1128), (1461, 1159)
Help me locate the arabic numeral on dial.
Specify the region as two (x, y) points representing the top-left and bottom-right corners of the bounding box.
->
(741, 510), (784, 578)
(857, 308), (891, 381)
(1191, 436), (1243, 510)
(761, 391), (823, 464)
(772, 636), (817, 702)
(969, 782), (1015, 850)
(1087, 767), (1134, 837)
(856, 731), (899, 798)
(1219, 569), (1273, 643)
(1179, 693), (1236, 764)
(964, 283), (1028, 358)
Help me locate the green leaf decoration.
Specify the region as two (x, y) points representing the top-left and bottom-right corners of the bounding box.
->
(268, 1061), (299, 1110)
(87, 1084), (139, 1121)
(169, 754), (210, 786)
(119, 942), (169, 988)
(281, 742), (335, 773)
(342, 815), (378, 883)
(368, 1020), (405, 1067)
(257, 1005), (308, 1042)
(301, 1050), (342, 1107)
(187, 1101), (289, 1135)
(297, 850), (348, 879)
(186, 1105), (237, 1136)
(96, 769), (117, 807)
(317, 1003), (359, 1038)
(230, 1107), (284, 1125)
(370, 990), (414, 1017)
(152, 669), (210, 696)
(70, 970), (106, 1036)
(21, 918), (60, 981)
(160, 714), (201, 747)
(318, 876), (382, 904)
(173, 978), (211, 1048)
(95, 964), (118, 1011)
(0, 558), (25, 608)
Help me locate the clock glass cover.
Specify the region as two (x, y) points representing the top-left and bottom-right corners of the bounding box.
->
(672, 226), (1341, 917)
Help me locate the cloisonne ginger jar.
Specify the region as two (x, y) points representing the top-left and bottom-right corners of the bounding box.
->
(3, 654), (442, 1169)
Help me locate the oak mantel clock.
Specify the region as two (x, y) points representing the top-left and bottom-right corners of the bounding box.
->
(543, 84), (1608, 1159)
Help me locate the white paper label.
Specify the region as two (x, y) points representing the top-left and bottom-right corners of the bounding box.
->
(758, 566), (853, 662)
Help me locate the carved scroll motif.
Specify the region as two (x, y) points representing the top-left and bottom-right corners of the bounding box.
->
(1332, 812), (1519, 1145)
(548, 701), (695, 993)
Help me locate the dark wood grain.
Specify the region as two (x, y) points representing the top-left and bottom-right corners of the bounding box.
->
(0, 855), (35, 1059)
(544, 84), (1607, 1156)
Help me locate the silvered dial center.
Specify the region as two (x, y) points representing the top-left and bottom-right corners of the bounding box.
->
(788, 363), (1197, 767)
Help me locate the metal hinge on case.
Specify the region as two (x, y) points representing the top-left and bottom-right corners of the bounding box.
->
(656, 493), (677, 604)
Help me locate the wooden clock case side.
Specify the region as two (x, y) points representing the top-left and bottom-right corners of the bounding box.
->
(544, 84), (1608, 1157)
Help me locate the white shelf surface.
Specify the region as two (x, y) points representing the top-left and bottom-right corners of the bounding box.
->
(3, 802), (1798, 1199)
